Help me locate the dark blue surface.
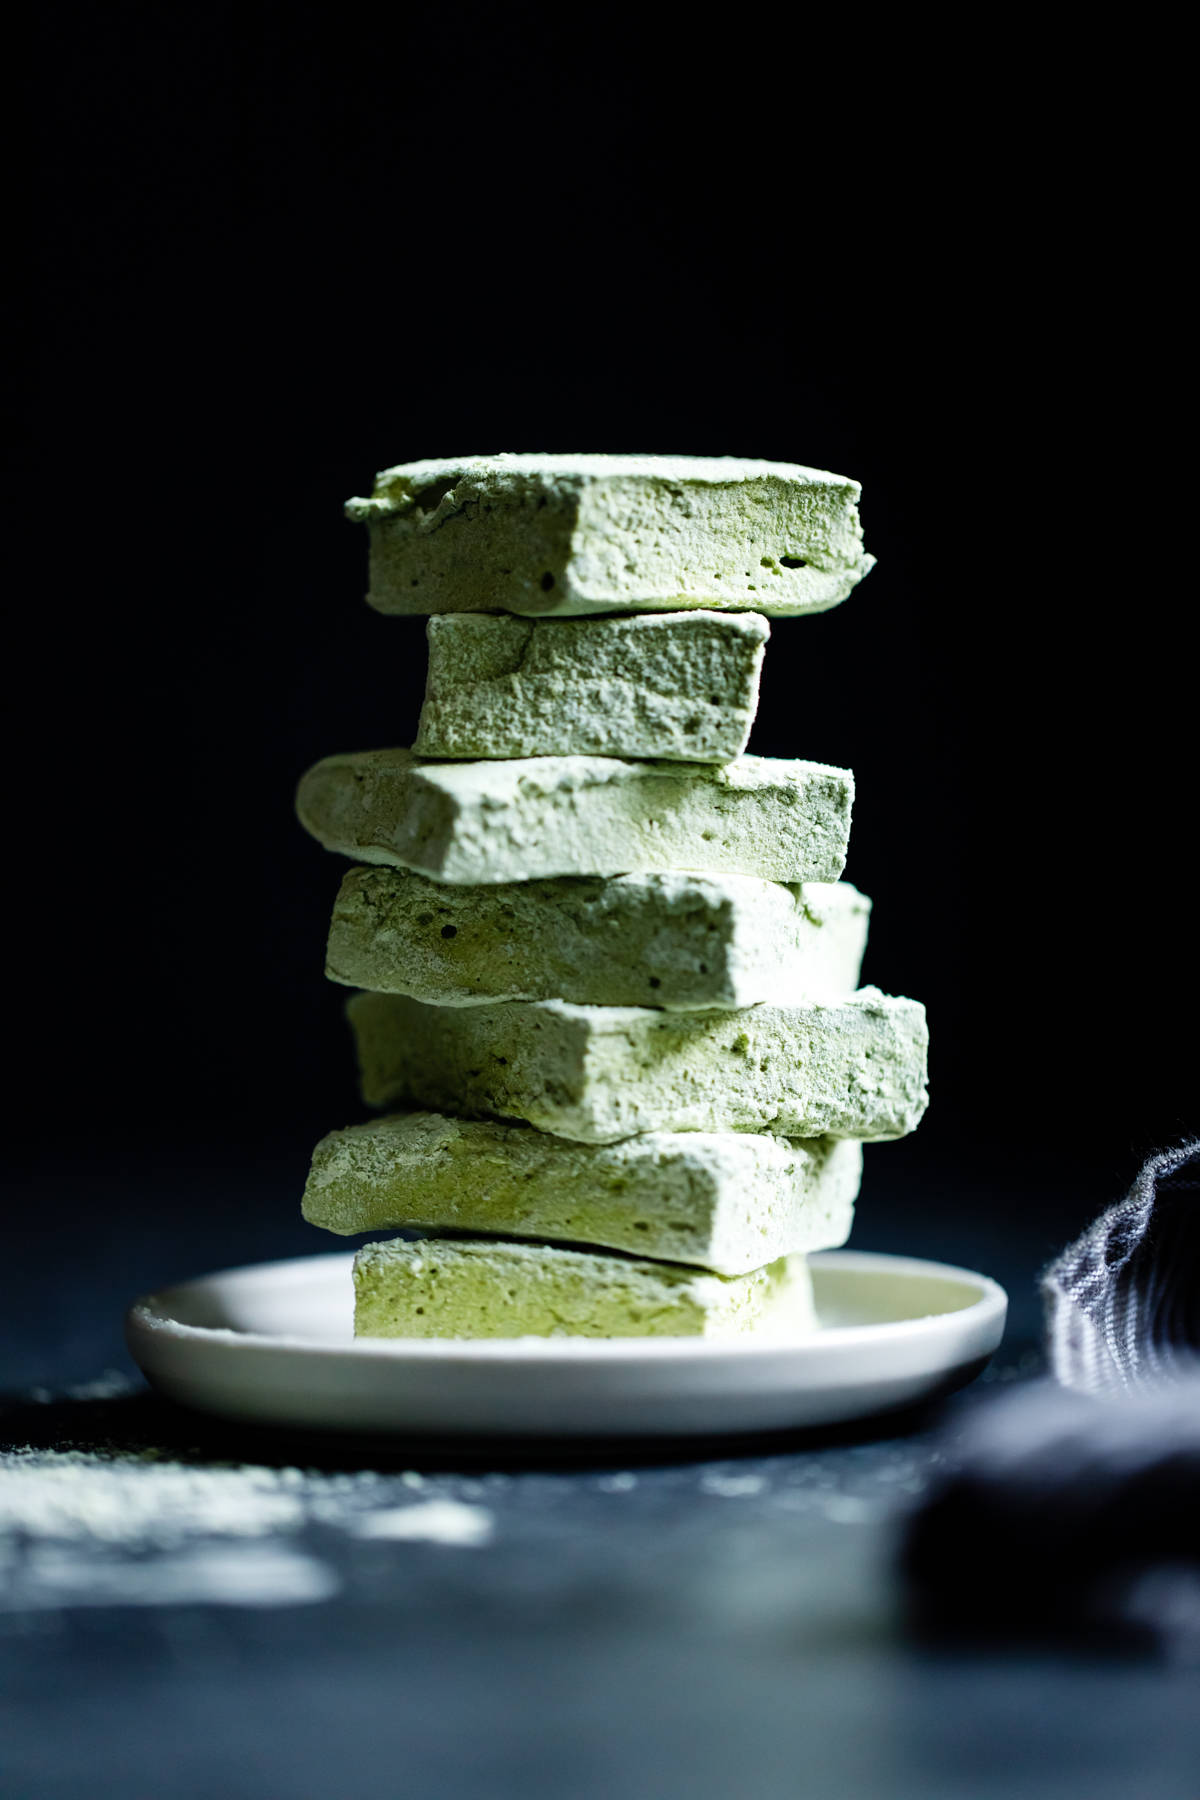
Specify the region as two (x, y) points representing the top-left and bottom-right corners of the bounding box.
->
(4, 1147), (1198, 1800)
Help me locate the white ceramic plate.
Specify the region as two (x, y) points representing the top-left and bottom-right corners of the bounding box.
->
(125, 1249), (1006, 1440)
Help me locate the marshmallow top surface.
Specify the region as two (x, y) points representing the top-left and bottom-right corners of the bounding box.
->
(347, 452), (860, 520)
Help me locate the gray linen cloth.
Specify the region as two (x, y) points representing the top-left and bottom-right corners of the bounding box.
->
(903, 1141), (1200, 1652)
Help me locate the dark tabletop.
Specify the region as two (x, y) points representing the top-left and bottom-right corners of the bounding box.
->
(3, 1146), (1198, 1800)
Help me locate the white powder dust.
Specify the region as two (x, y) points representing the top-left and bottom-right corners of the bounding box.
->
(0, 1541), (339, 1612)
(0, 1449), (307, 1546)
(700, 1471), (767, 1498)
(346, 1499), (494, 1546)
(0, 1445), (495, 1612)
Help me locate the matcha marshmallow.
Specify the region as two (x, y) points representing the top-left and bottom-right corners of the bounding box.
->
(353, 1236), (818, 1340)
(296, 750), (853, 885)
(347, 988), (928, 1143)
(414, 611), (769, 764)
(304, 1112), (861, 1275)
(326, 867), (870, 1010)
(346, 453), (873, 618)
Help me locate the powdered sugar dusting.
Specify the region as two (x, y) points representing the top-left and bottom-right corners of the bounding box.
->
(0, 1443), (496, 1612)
(2, 1541), (339, 1611)
(0, 1449), (306, 1545)
(346, 1499), (493, 1545)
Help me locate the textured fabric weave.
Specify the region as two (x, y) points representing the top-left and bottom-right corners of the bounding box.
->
(903, 1141), (1200, 1651)
(1042, 1140), (1200, 1392)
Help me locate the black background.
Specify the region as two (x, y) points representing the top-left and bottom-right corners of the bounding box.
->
(7, 27), (1197, 1794)
(10, 4), (1192, 1269)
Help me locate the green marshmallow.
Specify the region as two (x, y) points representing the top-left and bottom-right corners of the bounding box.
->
(303, 1112), (861, 1276)
(296, 749), (854, 885)
(353, 1236), (818, 1339)
(347, 988), (928, 1144)
(345, 453), (873, 619)
(413, 611), (769, 764)
(326, 867), (871, 1011)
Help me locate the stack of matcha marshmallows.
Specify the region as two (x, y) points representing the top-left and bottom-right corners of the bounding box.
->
(296, 454), (928, 1342)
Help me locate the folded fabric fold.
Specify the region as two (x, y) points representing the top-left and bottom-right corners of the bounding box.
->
(903, 1139), (1200, 1654)
(1042, 1140), (1200, 1392)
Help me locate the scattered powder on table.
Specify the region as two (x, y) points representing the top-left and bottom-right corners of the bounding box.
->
(5, 1541), (340, 1611)
(596, 1472), (638, 1493)
(346, 1499), (493, 1545)
(0, 1446), (495, 1612)
(0, 1449), (306, 1545)
(700, 1471), (767, 1499)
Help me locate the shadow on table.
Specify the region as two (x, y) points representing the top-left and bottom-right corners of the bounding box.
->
(0, 1372), (976, 1473)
